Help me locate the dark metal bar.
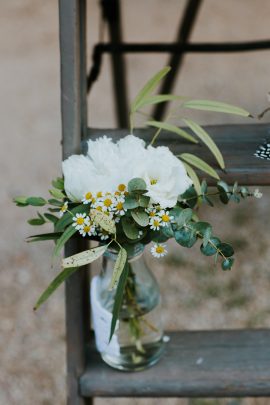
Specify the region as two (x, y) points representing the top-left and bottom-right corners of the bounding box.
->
(153, 0), (203, 121)
(101, 0), (129, 127)
(87, 40), (270, 91)
(59, 1), (91, 404)
(93, 40), (270, 53)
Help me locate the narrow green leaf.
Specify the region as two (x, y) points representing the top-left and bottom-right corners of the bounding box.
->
(44, 213), (58, 224)
(90, 209), (116, 234)
(147, 120), (198, 144)
(180, 153), (220, 180)
(26, 197), (47, 206)
(27, 232), (62, 243)
(48, 198), (63, 207)
(52, 177), (64, 190)
(28, 218), (46, 226)
(62, 244), (109, 269)
(183, 118), (225, 169)
(182, 162), (201, 195)
(34, 267), (79, 310)
(13, 196), (29, 206)
(53, 224), (77, 256)
(131, 210), (149, 227)
(131, 66), (171, 113)
(109, 261), (130, 342)
(135, 94), (184, 111)
(182, 99), (250, 117)
(109, 247), (127, 290)
(49, 189), (65, 200)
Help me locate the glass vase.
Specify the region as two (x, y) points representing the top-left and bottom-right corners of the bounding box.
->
(90, 243), (165, 371)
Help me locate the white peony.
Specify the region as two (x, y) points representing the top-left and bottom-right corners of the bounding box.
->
(62, 134), (192, 207)
(137, 145), (192, 208)
(62, 155), (105, 201)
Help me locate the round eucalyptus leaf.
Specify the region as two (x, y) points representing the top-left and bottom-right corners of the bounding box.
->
(218, 243), (234, 257)
(175, 228), (197, 248)
(222, 257), (234, 271)
(200, 237), (221, 256)
(128, 178), (147, 193)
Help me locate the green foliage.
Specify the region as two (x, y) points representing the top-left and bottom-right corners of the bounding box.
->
(121, 217), (140, 240)
(175, 228), (197, 248)
(147, 121), (198, 144)
(49, 188), (65, 200)
(13, 196), (29, 207)
(183, 118), (225, 169)
(135, 94), (184, 111)
(131, 209), (149, 227)
(130, 66), (171, 114)
(51, 177), (64, 190)
(27, 232), (63, 243)
(34, 266), (79, 311)
(44, 213), (58, 224)
(28, 212), (46, 226)
(179, 186), (198, 208)
(182, 99), (250, 117)
(48, 198), (63, 207)
(91, 209), (116, 235)
(222, 257), (234, 271)
(180, 153), (220, 180)
(123, 195), (139, 210)
(182, 163), (201, 196)
(128, 178), (147, 193)
(200, 237), (221, 256)
(109, 247), (127, 290)
(27, 197), (47, 206)
(109, 261), (130, 342)
(53, 224), (77, 256)
(217, 180), (230, 204)
(62, 245), (109, 269)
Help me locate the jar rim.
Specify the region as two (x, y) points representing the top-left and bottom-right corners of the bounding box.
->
(103, 243), (145, 261)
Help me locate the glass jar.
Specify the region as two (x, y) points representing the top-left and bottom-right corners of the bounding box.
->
(90, 243), (165, 371)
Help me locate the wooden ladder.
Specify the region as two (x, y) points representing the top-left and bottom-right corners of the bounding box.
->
(59, 1), (270, 404)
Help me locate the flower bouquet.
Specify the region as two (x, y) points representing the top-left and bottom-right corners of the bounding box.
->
(14, 67), (261, 370)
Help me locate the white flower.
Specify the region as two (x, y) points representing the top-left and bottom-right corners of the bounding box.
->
(158, 210), (174, 226)
(62, 135), (192, 207)
(79, 223), (96, 237)
(82, 191), (94, 204)
(137, 145), (192, 208)
(72, 213), (87, 230)
(62, 155), (104, 201)
(59, 201), (68, 217)
(253, 188), (263, 199)
(149, 216), (162, 231)
(151, 243), (168, 258)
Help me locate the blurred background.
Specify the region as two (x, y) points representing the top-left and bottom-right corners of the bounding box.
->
(1, 1), (270, 404)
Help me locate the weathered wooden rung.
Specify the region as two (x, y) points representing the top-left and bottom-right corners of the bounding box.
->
(85, 124), (270, 186)
(80, 329), (270, 398)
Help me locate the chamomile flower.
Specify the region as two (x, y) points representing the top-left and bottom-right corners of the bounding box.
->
(96, 191), (103, 198)
(82, 191), (93, 204)
(101, 196), (115, 212)
(114, 198), (126, 216)
(79, 223), (95, 237)
(72, 213), (87, 230)
(151, 243), (168, 258)
(149, 216), (162, 231)
(158, 210), (174, 226)
(59, 201), (68, 217)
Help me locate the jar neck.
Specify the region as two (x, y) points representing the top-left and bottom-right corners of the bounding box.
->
(103, 243), (145, 262)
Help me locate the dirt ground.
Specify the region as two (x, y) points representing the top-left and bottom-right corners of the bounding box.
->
(1, 1), (270, 404)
